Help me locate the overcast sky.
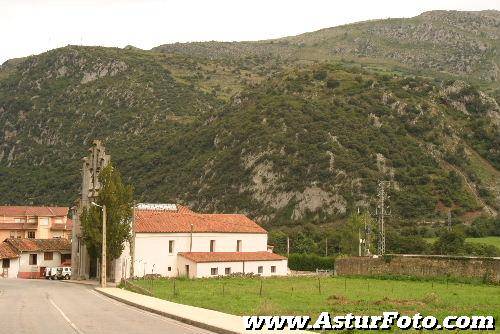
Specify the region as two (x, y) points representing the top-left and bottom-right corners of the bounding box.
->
(1, 0), (499, 64)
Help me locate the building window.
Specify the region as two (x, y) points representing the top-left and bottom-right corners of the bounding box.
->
(258, 266), (263, 274)
(210, 267), (218, 276)
(236, 240), (242, 252)
(14, 218), (26, 224)
(210, 240), (215, 252)
(2, 259), (10, 268)
(28, 217), (37, 224)
(271, 266), (276, 273)
(29, 254), (37, 265)
(27, 231), (35, 239)
(44, 252), (53, 261)
(61, 254), (71, 264)
(9, 231), (16, 238)
(225, 267), (231, 275)
(167, 266), (172, 272)
(39, 218), (49, 226)
(168, 240), (174, 254)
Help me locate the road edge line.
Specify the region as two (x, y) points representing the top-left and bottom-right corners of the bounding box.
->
(93, 288), (240, 334)
(47, 296), (84, 334)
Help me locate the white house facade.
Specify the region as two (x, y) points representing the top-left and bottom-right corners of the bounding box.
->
(0, 243), (19, 278)
(117, 204), (287, 279)
(0, 238), (71, 278)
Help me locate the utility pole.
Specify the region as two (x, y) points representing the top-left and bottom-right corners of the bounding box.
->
(376, 181), (391, 256)
(358, 228), (361, 257)
(364, 213), (372, 256)
(447, 210), (452, 231)
(325, 238), (328, 257)
(287, 237), (290, 256)
(102, 204), (106, 288)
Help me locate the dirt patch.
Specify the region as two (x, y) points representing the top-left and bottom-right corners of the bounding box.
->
(372, 296), (426, 307)
(327, 294), (352, 305)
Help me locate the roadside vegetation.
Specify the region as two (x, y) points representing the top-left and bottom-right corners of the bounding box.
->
(127, 276), (499, 321)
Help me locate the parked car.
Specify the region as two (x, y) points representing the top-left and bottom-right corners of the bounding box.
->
(44, 267), (58, 280)
(56, 267), (71, 280)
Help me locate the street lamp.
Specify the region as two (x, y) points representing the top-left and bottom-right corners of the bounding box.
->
(91, 202), (107, 288)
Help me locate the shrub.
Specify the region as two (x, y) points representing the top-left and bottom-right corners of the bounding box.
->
(313, 70), (328, 81)
(288, 253), (335, 271)
(326, 78), (340, 89)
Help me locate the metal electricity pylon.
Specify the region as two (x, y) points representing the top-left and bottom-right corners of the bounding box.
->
(376, 180), (391, 255)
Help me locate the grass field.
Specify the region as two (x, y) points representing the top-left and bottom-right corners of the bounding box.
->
(466, 236), (500, 249)
(129, 276), (499, 323)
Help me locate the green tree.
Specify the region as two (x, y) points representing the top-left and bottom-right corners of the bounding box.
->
(268, 230), (288, 254)
(80, 164), (134, 262)
(339, 212), (368, 255)
(433, 230), (466, 255)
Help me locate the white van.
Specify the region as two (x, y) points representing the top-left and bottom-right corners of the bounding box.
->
(44, 267), (58, 280)
(56, 267), (71, 280)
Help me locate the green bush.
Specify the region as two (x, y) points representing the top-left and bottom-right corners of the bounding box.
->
(287, 253), (335, 271)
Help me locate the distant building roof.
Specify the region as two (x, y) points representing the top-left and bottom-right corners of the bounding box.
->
(0, 223), (37, 230)
(0, 243), (19, 259)
(0, 206), (68, 217)
(5, 238), (71, 253)
(135, 203), (194, 214)
(50, 218), (73, 231)
(178, 251), (286, 263)
(134, 205), (266, 234)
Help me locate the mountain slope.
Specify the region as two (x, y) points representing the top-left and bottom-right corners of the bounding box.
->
(0, 10), (499, 229)
(0, 45), (498, 228)
(154, 10), (500, 88)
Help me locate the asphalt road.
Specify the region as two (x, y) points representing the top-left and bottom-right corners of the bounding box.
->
(0, 279), (215, 334)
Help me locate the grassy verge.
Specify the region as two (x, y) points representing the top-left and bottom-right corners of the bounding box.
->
(126, 276), (499, 322)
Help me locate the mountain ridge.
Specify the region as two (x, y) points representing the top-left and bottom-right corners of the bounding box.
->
(0, 10), (498, 232)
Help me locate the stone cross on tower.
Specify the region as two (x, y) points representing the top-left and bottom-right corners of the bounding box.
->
(81, 140), (111, 206)
(72, 140), (111, 279)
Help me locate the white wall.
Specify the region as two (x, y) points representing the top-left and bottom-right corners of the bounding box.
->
(195, 259), (288, 278)
(134, 232), (268, 277)
(1, 258), (19, 278)
(113, 241), (132, 282)
(18, 251), (70, 273)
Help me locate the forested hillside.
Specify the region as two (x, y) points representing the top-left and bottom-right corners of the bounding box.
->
(0, 11), (498, 240)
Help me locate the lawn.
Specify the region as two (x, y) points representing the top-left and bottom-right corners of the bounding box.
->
(129, 276), (499, 323)
(466, 236), (500, 249)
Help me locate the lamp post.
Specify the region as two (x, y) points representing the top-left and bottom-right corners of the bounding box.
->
(91, 202), (106, 288)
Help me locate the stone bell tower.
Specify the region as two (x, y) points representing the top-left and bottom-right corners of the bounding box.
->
(71, 140), (111, 279)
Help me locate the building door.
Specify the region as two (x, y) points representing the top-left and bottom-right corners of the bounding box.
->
(185, 265), (189, 278)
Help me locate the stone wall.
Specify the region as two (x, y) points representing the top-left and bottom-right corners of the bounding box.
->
(335, 255), (500, 283)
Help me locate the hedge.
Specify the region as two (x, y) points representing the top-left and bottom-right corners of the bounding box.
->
(287, 253), (335, 271)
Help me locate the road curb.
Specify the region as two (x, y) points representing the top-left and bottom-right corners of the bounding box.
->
(94, 288), (239, 334)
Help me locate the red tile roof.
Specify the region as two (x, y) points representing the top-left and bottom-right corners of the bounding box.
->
(50, 218), (73, 231)
(5, 238), (71, 252)
(179, 251), (286, 263)
(177, 205), (195, 214)
(0, 223), (37, 230)
(0, 206), (68, 217)
(134, 210), (266, 234)
(0, 243), (19, 259)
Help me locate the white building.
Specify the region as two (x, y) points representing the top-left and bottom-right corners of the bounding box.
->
(0, 243), (19, 278)
(1, 238), (71, 278)
(116, 204), (287, 279)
